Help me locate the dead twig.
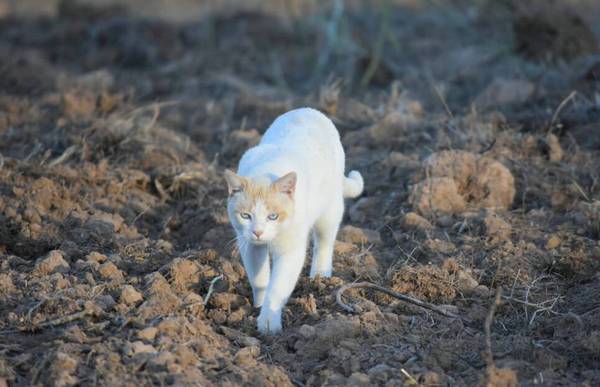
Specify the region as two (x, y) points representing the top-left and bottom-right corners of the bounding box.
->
(0, 309), (95, 334)
(48, 145), (78, 167)
(549, 90), (577, 129)
(203, 274), (224, 306)
(336, 281), (461, 319)
(484, 287), (502, 368)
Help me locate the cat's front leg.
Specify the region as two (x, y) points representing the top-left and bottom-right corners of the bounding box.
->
(239, 241), (270, 308)
(257, 239), (307, 334)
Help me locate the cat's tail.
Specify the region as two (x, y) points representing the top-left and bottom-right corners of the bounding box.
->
(343, 170), (364, 199)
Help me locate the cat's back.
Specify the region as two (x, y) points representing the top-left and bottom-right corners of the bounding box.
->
(238, 108), (344, 180)
(260, 108), (342, 152)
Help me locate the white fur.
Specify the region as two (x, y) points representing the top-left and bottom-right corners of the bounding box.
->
(231, 107), (363, 334)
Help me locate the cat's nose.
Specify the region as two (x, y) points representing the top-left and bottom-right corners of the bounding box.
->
(253, 230), (263, 238)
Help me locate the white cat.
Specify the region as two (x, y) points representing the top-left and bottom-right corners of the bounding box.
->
(224, 107), (363, 334)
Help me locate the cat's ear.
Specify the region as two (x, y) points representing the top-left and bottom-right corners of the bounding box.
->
(224, 169), (244, 195)
(273, 171), (297, 198)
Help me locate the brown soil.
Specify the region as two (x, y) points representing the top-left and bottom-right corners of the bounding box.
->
(1, 1), (600, 386)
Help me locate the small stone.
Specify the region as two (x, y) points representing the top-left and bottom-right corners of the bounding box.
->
(120, 285), (143, 305)
(298, 324), (316, 339)
(131, 341), (157, 354)
(546, 235), (561, 250)
(457, 270), (479, 290)
(95, 294), (116, 311)
(34, 250), (70, 275)
(137, 327), (158, 341)
(97, 261), (125, 283)
(339, 225), (381, 245)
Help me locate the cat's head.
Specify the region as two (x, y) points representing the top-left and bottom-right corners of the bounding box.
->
(224, 169), (296, 244)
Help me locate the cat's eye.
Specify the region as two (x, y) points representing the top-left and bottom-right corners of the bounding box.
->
(267, 213), (279, 221)
(240, 212), (252, 220)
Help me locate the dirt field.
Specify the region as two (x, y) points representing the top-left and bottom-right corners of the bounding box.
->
(0, 1), (599, 386)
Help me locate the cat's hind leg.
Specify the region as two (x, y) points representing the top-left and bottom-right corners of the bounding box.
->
(239, 242), (270, 308)
(310, 196), (344, 279)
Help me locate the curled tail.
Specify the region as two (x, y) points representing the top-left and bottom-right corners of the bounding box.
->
(343, 170), (364, 199)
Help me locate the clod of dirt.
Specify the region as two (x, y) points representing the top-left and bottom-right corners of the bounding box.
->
(391, 265), (456, 303)
(168, 258), (201, 292)
(97, 261), (125, 283)
(409, 177), (466, 216)
(294, 317), (361, 359)
(514, 5), (598, 62)
(34, 250), (70, 275)
(234, 346), (260, 367)
(441, 258), (460, 275)
(137, 326), (158, 341)
(0, 274), (15, 294)
(410, 151), (515, 217)
(545, 235), (561, 250)
(484, 214), (512, 243)
(425, 238), (457, 255)
(95, 294), (117, 312)
(298, 324), (316, 339)
(61, 90), (97, 120)
(334, 240), (359, 256)
(182, 292), (204, 315)
(220, 326), (260, 348)
(120, 285), (143, 305)
(484, 366), (518, 387)
(338, 225), (381, 245)
(456, 270), (479, 291)
(86, 251), (108, 264)
(475, 78), (535, 108)
(49, 352), (78, 387)
(403, 212), (433, 231)
(131, 341), (157, 354)
(137, 273), (182, 320)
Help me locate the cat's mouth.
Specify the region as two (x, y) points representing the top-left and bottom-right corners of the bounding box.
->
(249, 236), (269, 245)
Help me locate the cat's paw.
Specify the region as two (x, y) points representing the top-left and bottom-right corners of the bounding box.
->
(309, 268), (332, 279)
(253, 288), (266, 308)
(257, 310), (282, 334)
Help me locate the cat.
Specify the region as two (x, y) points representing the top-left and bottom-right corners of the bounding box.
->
(224, 107), (364, 334)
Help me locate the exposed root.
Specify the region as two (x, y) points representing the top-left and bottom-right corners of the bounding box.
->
(335, 281), (462, 320)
